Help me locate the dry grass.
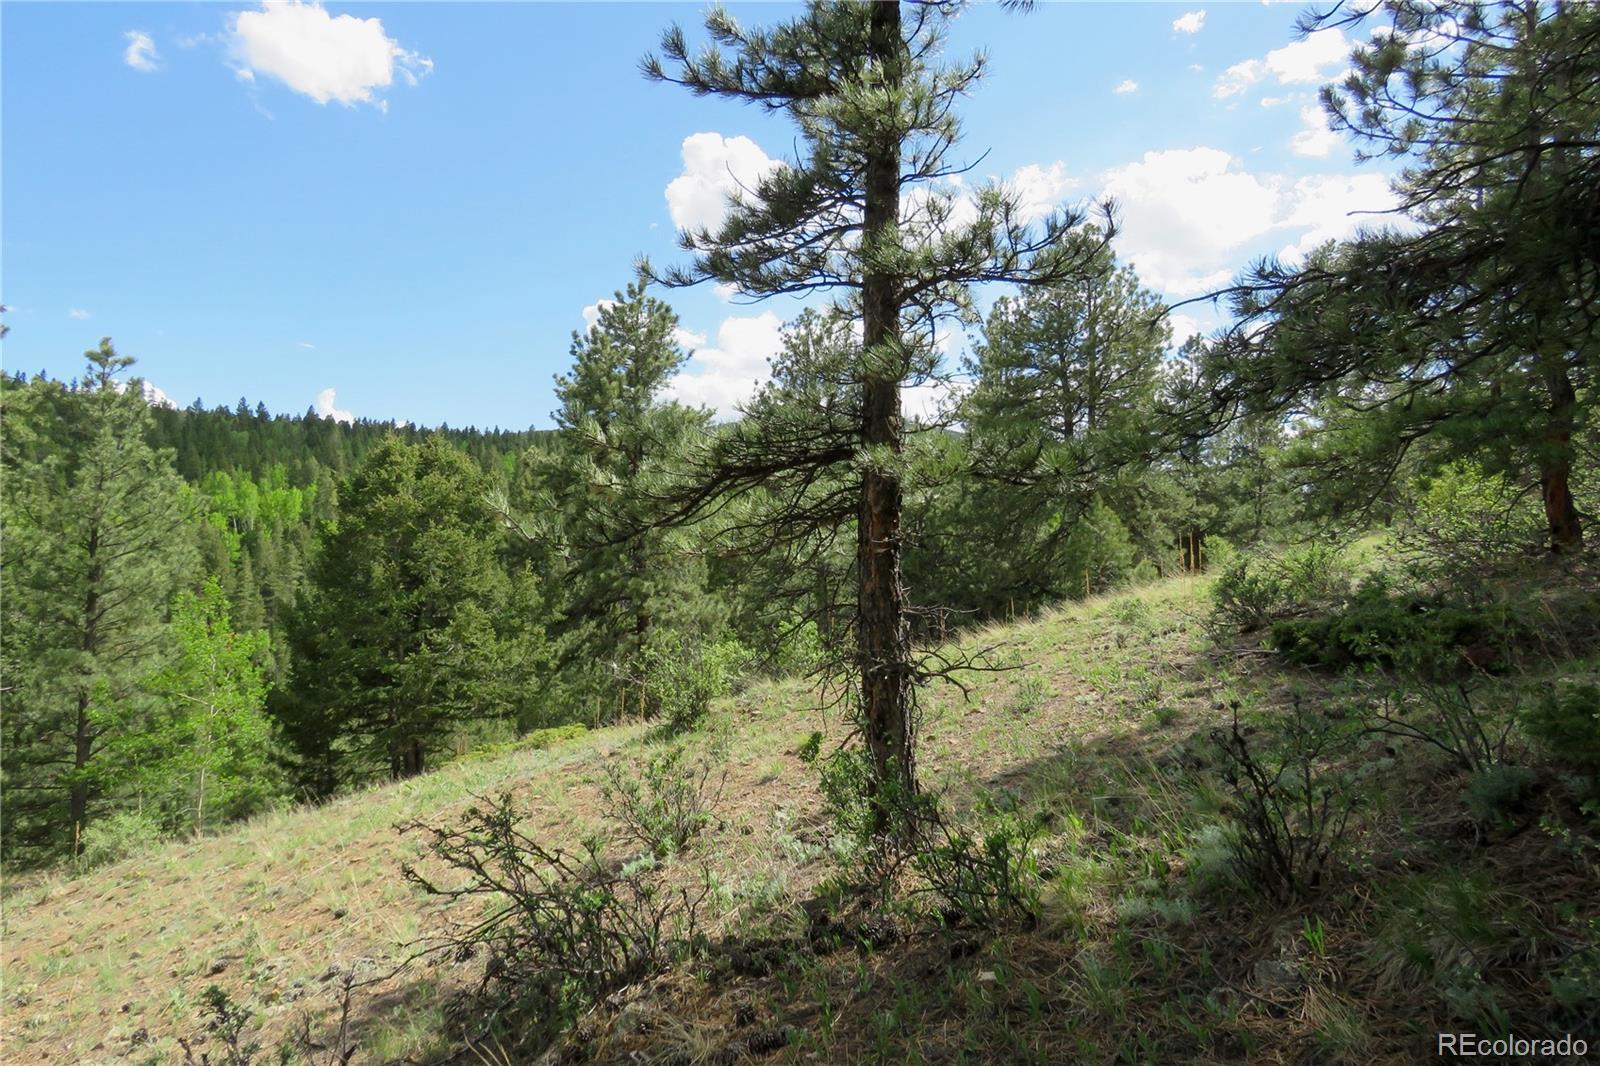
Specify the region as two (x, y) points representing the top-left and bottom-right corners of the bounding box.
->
(6, 572), (1596, 1064)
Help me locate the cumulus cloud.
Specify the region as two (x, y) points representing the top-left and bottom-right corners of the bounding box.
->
(1007, 162), (1078, 223)
(1214, 28), (1350, 98)
(580, 298), (615, 332)
(141, 380), (175, 409)
(1101, 147), (1282, 295)
(1289, 104), (1341, 158)
(665, 133), (782, 234)
(229, 1), (432, 108)
(1100, 146), (1396, 295)
(713, 282), (739, 302)
(68, 308), (92, 320)
(124, 31), (160, 72)
(1114, 79), (1139, 94)
(1277, 173), (1398, 259)
(315, 386), (354, 423)
(664, 311), (785, 419)
(1173, 10), (1206, 33)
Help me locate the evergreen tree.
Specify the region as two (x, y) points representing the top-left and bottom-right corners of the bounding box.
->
(643, 1), (1111, 819)
(1201, 0), (1600, 552)
(520, 281), (716, 711)
(282, 435), (514, 785)
(0, 341), (197, 862)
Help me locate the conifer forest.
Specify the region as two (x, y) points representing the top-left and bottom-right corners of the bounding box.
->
(2, 2), (1598, 1063)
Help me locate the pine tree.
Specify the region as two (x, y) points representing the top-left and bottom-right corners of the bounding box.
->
(1201, 0), (1600, 552)
(0, 340), (197, 862)
(520, 281), (716, 709)
(643, 1), (1111, 821)
(283, 435), (513, 785)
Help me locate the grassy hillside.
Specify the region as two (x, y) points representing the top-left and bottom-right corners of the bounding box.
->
(5, 573), (1596, 1064)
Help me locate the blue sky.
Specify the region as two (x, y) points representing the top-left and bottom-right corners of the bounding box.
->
(2, 1), (1398, 430)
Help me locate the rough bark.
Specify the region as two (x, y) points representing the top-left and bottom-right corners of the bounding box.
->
(1540, 364), (1584, 552)
(858, 0), (915, 823)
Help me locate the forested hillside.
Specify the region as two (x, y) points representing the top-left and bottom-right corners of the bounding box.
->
(2, 0), (1598, 1063)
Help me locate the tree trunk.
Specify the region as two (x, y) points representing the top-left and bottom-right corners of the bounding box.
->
(858, 0), (915, 829)
(1540, 364), (1583, 553)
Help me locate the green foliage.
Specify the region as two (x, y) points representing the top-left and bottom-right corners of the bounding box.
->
(1462, 764), (1538, 830)
(640, 636), (748, 733)
(1209, 543), (1352, 633)
(1396, 462), (1545, 590)
(912, 801), (1044, 930)
(0, 342), (198, 864)
(76, 809), (166, 872)
(109, 578), (280, 836)
(283, 435), (523, 787)
(1061, 500), (1137, 598)
(601, 743), (725, 860)
(1522, 679), (1600, 797)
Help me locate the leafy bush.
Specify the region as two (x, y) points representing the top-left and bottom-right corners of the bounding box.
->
(912, 800), (1043, 930)
(1269, 589), (1525, 674)
(1462, 764), (1538, 829)
(401, 793), (710, 1055)
(1522, 679), (1600, 795)
(640, 635), (749, 732)
(77, 810), (166, 871)
(601, 742), (724, 859)
(1209, 543), (1352, 633)
(1396, 461), (1544, 591)
(1210, 702), (1358, 901)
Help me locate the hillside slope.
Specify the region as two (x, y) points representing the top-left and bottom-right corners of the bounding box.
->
(4, 574), (1596, 1064)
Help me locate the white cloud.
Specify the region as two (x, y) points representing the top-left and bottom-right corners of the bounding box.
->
(1099, 146), (1396, 295)
(229, 1), (432, 108)
(141, 380), (175, 409)
(1114, 79), (1139, 95)
(580, 298), (615, 331)
(665, 132), (782, 233)
(315, 386), (354, 423)
(124, 31), (160, 72)
(68, 308), (92, 320)
(1173, 10), (1206, 33)
(1166, 312), (1209, 345)
(1007, 162), (1078, 223)
(297, 340), (316, 349)
(1277, 173), (1397, 260)
(1289, 104), (1340, 158)
(664, 311), (785, 418)
(673, 326), (708, 350)
(1214, 28), (1350, 99)
(1101, 147), (1282, 295)
(713, 282), (738, 302)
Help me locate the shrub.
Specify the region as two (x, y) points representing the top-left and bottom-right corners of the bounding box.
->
(1210, 701), (1358, 901)
(1062, 499), (1136, 598)
(401, 793), (710, 1055)
(640, 635), (749, 732)
(1396, 461), (1544, 592)
(78, 810), (166, 871)
(1522, 679), (1600, 796)
(601, 742), (724, 859)
(1209, 542), (1352, 634)
(1462, 764), (1538, 829)
(913, 804), (1043, 930)
(1365, 681), (1515, 775)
